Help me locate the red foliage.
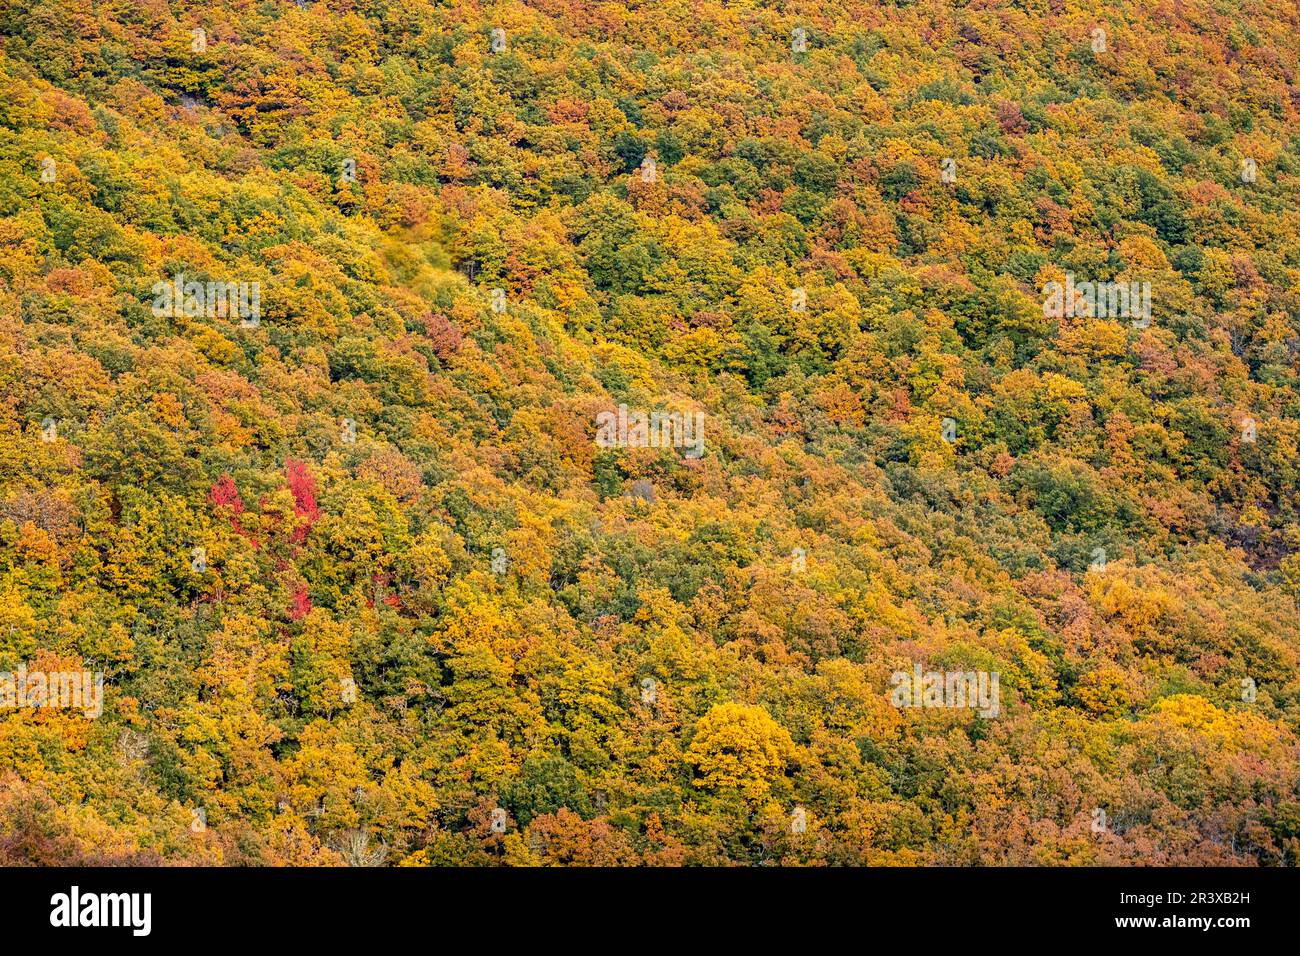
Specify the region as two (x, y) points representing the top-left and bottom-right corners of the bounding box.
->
(996, 99), (1029, 136)
(424, 312), (464, 360)
(285, 458), (321, 543)
(289, 586), (312, 621)
(371, 573), (402, 609)
(210, 473), (255, 545)
(210, 474), (244, 514)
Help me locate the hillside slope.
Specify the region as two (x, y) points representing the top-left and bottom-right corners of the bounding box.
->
(1, 0), (1299, 865)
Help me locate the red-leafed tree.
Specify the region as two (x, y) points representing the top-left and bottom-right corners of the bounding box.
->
(285, 458), (322, 543)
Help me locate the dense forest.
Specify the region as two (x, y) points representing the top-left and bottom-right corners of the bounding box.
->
(0, 0), (1298, 866)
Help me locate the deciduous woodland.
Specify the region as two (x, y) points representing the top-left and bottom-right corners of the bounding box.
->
(1, 0), (1298, 865)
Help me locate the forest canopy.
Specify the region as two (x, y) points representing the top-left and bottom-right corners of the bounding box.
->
(0, 0), (1298, 865)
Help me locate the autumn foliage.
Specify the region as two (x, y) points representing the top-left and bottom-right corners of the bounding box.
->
(0, 0), (1298, 866)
